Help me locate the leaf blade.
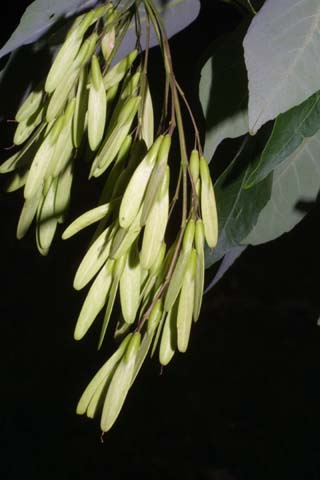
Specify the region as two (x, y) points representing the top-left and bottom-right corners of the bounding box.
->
(244, 0), (320, 133)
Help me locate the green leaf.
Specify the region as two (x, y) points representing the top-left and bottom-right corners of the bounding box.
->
(244, 0), (320, 134)
(246, 91), (320, 187)
(205, 135), (272, 268)
(243, 130), (320, 245)
(199, 23), (249, 160)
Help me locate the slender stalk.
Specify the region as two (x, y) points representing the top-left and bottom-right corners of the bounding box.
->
(144, 0), (189, 226)
(247, 0), (257, 15)
(175, 81), (202, 156)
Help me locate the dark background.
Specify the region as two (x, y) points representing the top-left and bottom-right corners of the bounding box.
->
(1, 1), (320, 479)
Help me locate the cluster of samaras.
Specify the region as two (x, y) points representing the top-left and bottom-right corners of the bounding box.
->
(0, 2), (218, 432)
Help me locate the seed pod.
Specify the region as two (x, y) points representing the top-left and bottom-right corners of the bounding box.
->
(141, 134), (171, 225)
(195, 218), (205, 253)
(199, 156), (218, 248)
(16, 187), (43, 239)
(130, 329), (153, 386)
(114, 133), (133, 167)
(193, 219), (205, 322)
(100, 332), (141, 432)
(24, 116), (64, 200)
(147, 300), (163, 334)
(195, 177), (201, 197)
(140, 242), (166, 302)
(105, 94), (141, 141)
(120, 70), (141, 100)
(159, 299), (178, 366)
(5, 168), (29, 192)
(98, 253), (127, 349)
(113, 315), (131, 341)
(48, 98), (75, 178)
(115, 138), (147, 180)
(46, 67), (79, 122)
(74, 259), (114, 340)
(124, 330), (141, 364)
(164, 249), (191, 313)
(0, 124), (46, 174)
(76, 333), (132, 416)
(140, 166), (169, 269)
(119, 241), (141, 324)
(73, 65), (89, 148)
(105, 82), (119, 106)
(62, 203), (112, 239)
(73, 32), (98, 70)
(90, 124), (130, 178)
(103, 49), (138, 90)
(14, 106), (44, 145)
(16, 87), (43, 123)
(110, 210), (142, 260)
(106, 72), (141, 129)
(86, 4), (110, 26)
(99, 135), (132, 203)
(154, 238), (178, 292)
(141, 82), (154, 148)
(91, 97), (140, 177)
(45, 29), (83, 94)
(36, 178), (59, 256)
(177, 248), (197, 352)
(107, 172), (128, 208)
(88, 55), (107, 151)
(73, 225), (114, 290)
(149, 241), (166, 276)
(101, 17), (115, 61)
(42, 175), (52, 197)
(54, 160), (74, 222)
(189, 149), (200, 184)
(86, 341), (132, 418)
(182, 218), (195, 253)
(116, 95), (141, 126)
(0, 152), (21, 175)
(119, 135), (163, 229)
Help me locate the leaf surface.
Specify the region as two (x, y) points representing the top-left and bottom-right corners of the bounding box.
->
(0, 0), (200, 61)
(243, 130), (320, 244)
(244, 0), (320, 133)
(246, 91), (320, 187)
(204, 245), (246, 293)
(0, 0), (98, 59)
(199, 24), (249, 160)
(205, 135), (272, 268)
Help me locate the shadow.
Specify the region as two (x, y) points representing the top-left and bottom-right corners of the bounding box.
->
(295, 193), (320, 214)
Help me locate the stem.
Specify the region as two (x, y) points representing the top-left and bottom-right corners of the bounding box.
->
(137, 224), (185, 332)
(144, 0), (188, 226)
(135, 8), (150, 139)
(168, 166), (182, 220)
(247, 0), (257, 14)
(175, 81), (202, 156)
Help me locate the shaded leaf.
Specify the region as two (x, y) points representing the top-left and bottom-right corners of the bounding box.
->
(0, 0), (200, 63)
(244, 0), (320, 134)
(246, 91), (320, 187)
(0, 0), (98, 60)
(204, 245), (246, 293)
(243, 130), (320, 244)
(205, 134), (272, 268)
(199, 23), (249, 160)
